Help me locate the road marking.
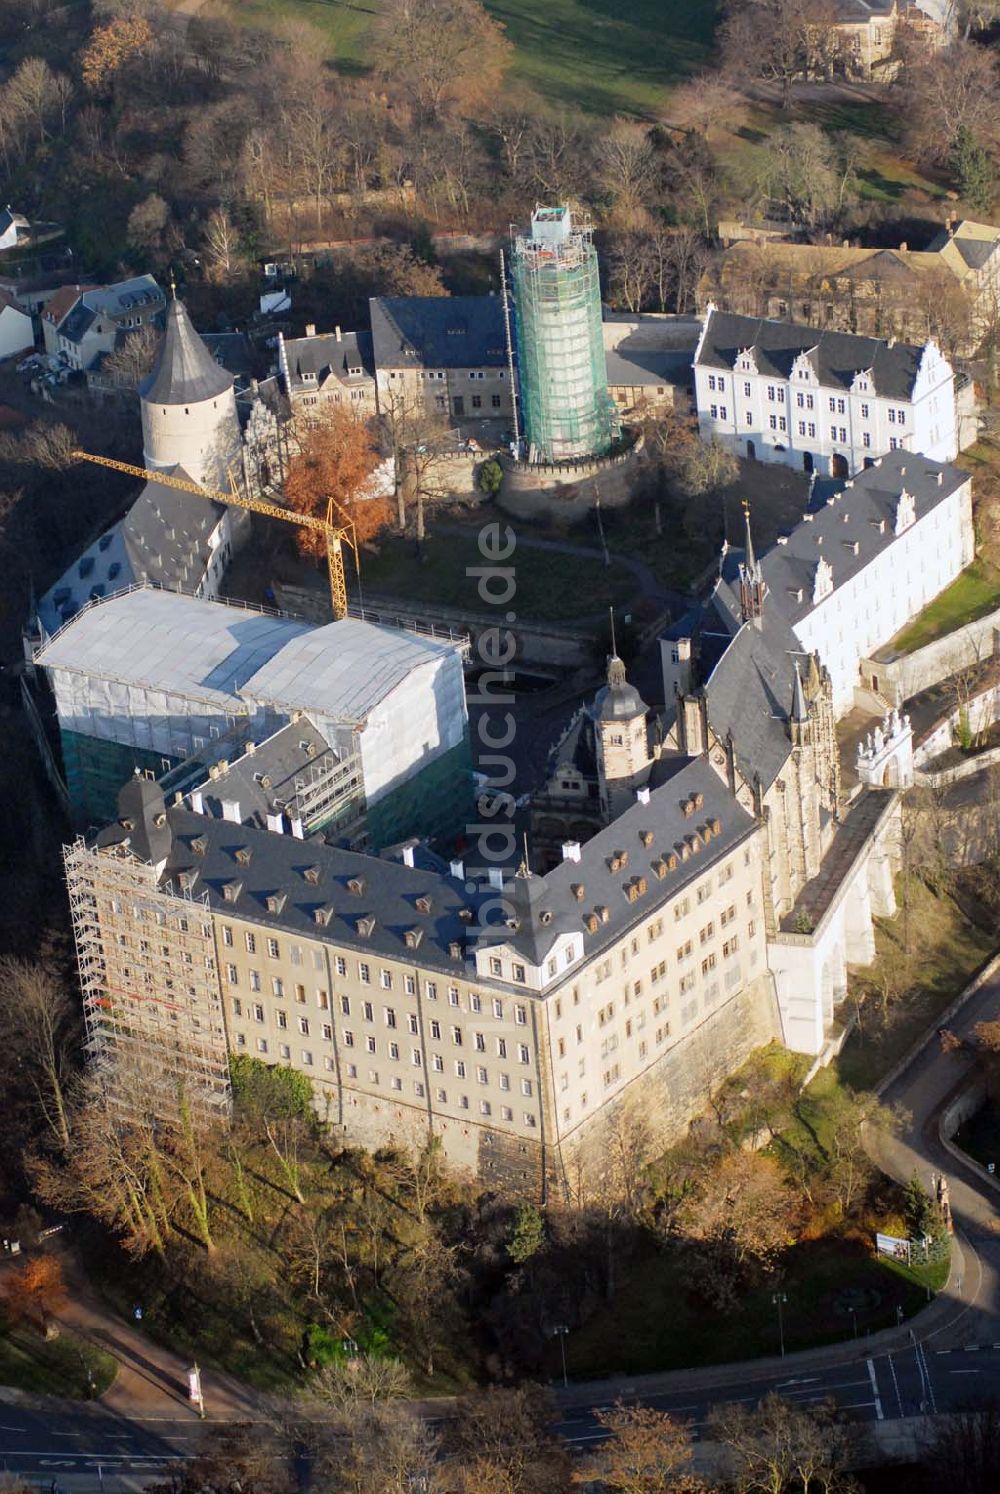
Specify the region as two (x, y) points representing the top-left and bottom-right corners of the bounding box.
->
(887, 1354), (904, 1419)
(866, 1359), (884, 1421)
(951, 1369), (981, 1374)
(936, 1349), (951, 1355)
(917, 1341), (938, 1414)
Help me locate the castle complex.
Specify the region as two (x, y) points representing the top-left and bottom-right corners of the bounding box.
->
(28, 208), (983, 1197)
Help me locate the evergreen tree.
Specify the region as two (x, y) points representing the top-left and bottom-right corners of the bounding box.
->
(951, 127), (995, 214)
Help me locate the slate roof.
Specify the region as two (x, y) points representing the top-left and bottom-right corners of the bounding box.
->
(703, 600), (803, 792)
(283, 330), (375, 386)
(696, 308), (930, 401)
(140, 297), (233, 406)
(759, 448), (967, 628)
(36, 469), (226, 634)
(59, 301), (97, 346)
(121, 469), (227, 591)
(95, 754), (754, 977)
(193, 717), (338, 828)
(43, 284), (96, 328)
(370, 295), (507, 371)
(604, 346), (691, 388)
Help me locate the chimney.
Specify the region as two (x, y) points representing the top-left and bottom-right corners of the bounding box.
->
(305, 323), (316, 338)
(899, 241), (907, 253)
(450, 858), (465, 880)
(562, 841), (582, 863)
(487, 866), (504, 889)
(335, 325), (342, 342)
(245, 740), (256, 755)
(221, 798), (241, 824)
(266, 811), (284, 833)
(290, 816), (305, 839)
(190, 788), (204, 814)
(636, 786), (651, 805)
(402, 844), (415, 867)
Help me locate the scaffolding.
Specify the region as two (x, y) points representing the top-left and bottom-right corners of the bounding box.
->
(510, 206), (619, 463)
(65, 838), (231, 1119)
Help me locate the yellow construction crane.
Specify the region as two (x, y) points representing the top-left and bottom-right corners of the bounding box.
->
(70, 450), (358, 621)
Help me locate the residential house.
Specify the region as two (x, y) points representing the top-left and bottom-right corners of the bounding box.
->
(42, 275), (164, 370)
(277, 325), (378, 421)
(0, 287), (35, 360)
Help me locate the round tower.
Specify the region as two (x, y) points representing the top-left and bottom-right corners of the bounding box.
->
(594, 654), (652, 822)
(140, 292), (239, 488)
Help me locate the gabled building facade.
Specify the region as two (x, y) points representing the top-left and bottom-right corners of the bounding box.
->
(694, 306), (958, 477)
(277, 325), (378, 421)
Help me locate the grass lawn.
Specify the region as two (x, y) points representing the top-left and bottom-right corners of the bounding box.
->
(836, 878), (995, 1093)
(0, 1327), (116, 1398)
(484, 0), (717, 115)
(887, 560), (1000, 657)
(209, 0), (717, 114)
(355, 527), (637, 622)
(954, 1099), (1000, 1173)
(558, 1233), (945, 1379)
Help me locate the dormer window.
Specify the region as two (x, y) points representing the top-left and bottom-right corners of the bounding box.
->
(303, 866), (321, 886)
(415, 894), (432, 914)
(894, 487), (915, 535)
(813, 555), (834, 604)
(191, 835), (208, 856)
(313, 905), (333, 927)
(223, 880), (242, 903)
(266, 892), (287, 914)
(356, 915), (375, 938)
(235, 846), (252, 867)
(347, 876), (366, 897)
(404, 928), (423, 949)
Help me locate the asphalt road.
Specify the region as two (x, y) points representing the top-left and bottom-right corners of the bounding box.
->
(552, 1343), (1000, 1449)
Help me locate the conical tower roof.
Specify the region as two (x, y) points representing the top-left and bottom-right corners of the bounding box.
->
(140, 295), (233, 406)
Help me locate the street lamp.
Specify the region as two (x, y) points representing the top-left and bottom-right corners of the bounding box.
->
(551, 1325), (569, 1387)
(772, 1293), (788, 1358)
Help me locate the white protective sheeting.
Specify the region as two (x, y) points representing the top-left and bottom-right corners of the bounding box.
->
(38, 588), (468, 793)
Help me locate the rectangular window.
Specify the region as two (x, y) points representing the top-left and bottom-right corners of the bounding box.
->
(226, 963), (238, 984)
(828, 397), (836, 413)
(222, 926), (233, 947)
(322, 1024), (332, 1041)
(302, 1051), (313, 1066)
(475, 1032), (486, 1052)
(295, 984), (306, 1004)
(253, 1003), (264, 1023)
(363, 1001), (373, 1021)
(389, 1042), (399, 1061)
(366, 1035), (376, 1054)
(769, 414), (777, 430)
(267, 938), (279, 959)
(381, 970), (392, 990)
(340, 995), (350, 1016)
(743, 380), (751, 397)
(448, 987), (459, 1006)
(798, 421), (806, 436)
(711, 404), (719, 419)
(277, 1010), (287, 1029)
(861, 403), (869, 419)
(344, 1030), (354, 1047)
(232, 997), (242, 1017)
(359, 963), (370, 984)
(455, 1060), (466, 1078)
(838, 398), (845, 414)
(719, 406), (727, 421)
(245, 932), (256, 954)
(778, 416), (786, 432)
(299, 1016), (309, 1036)
(888, 408), (896, 424)
(272, 977), (284, 998)
(451, 1026), (462, 1045)
(408, 1014), (419, 1035)
(512, 964), (526, 983)
(405, 975), (416, 996)
(426, 981), (437, 1000)
(518, 1043), (529, 1063)
(863, 432), (871, 448)
(433, 1054), (444, 1072)
(249, 970), (261, 992)
(336, 956), (347, 976)
(430, 1019), (441, 1040)
(767, 385), (775, 401)
(385, 1008), (397, 1029)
